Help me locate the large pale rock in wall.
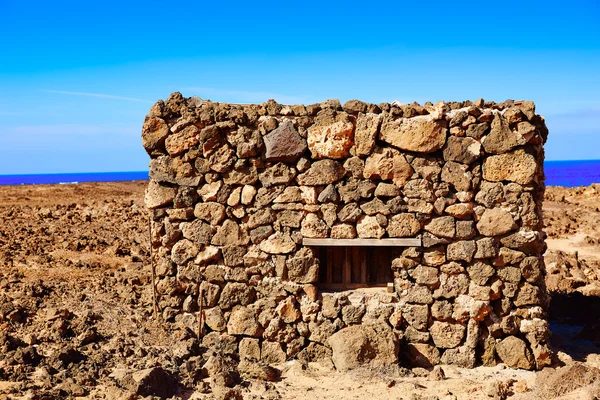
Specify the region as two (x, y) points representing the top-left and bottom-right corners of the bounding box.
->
(259, 232), (296, 254)
(483, 149), (538, 185)
(211, 220), (249, 246)
(477, 208), (516, 236)
(355, 113), (382, 156)
(286, 248), (319, 283)
(307, 111), (354, 159)
(379, 114), (447, 153)
(327, 323), (399, 371)
(364, 148), (413, 187)
(142, 116), (170, 153)
(145, 180), (176, 209)
(263, 119), (307, 162)
(296, 160), (346, 186)
(356, 215), (385, 238)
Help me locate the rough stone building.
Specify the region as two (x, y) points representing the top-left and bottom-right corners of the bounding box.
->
(142, 93), (551, 371)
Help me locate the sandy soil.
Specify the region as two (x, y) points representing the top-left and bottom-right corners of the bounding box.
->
(0, 182), (598, 400)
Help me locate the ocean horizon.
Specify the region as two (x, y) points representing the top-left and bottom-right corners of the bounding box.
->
(1, 160), (600, 188)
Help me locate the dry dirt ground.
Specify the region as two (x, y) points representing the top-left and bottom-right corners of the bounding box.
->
(0, 182), (599, 400)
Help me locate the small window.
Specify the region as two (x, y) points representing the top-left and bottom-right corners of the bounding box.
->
(315, 246), (401, 290)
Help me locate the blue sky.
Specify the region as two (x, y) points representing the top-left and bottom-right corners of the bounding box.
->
(0, 1), (599, 174)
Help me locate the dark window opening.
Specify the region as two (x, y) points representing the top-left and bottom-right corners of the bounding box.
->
(315, 246), (401, 290)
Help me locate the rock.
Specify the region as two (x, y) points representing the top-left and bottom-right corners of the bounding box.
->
(403, 304), (429, 330)
(356, 215), (385, 238)
(441, 161), (471, 192)
(165, 125), (200, 156)
(258, 163), (296, 187)
(405, 343), (440, 368)
(379, 114), (447, 153)
(145, 180), (176, 209)
(409, 266), (439, 286)
(318, 184), (339, 203)
(142, 116), (170, 153)
(338, 203), (363, 222)
(467, 261), (495, 285)
(482, 114), (526, 154)
(475, 181), (504, 208)
(199, 181), (223, 201)
(263, 119), (307, 162)
(387, 213), (421, 237)
(219, 283), (255, 309)
(296, 160), (346, 186)
(364, 147), (414, 187)
(259, 232), (296, 254)
(475, 237), (498, 259)
(477, 208), (516, 236)
(327, 323), (399, 372)
(277, 297), (301, 323)
(355, 113), (381, 156)
(424, 216), (455, 239)
(430, 321), (466, 348)
(445, 203), (473, 219)
(331, 224), (357, 239)
(495, 336), (535, 370)
(171, 239), (199, 265)
(307, 111), (354, 159)
(149, 156), (201, 186)
(180, 219), (212, 245)
(261, 341), (287, 365)
(343, 99), (368, 114)
(239, 338), (261, 361)
(227, 306), (263, 337)
(122, 367), (177, 398)
(247, 208), (276, 229)
(301, 213), (329, 238)
(194, 202), (226, 225)
(204, 307), (226, 331)
(375, 182), (400, 197)
(212, 220), (249, 246)
(447, 241), (476, 262)
(513, 282), (543, 306)
(286, 248), (319, 283)
(483, 149), (538, 185)
(341, 304), (366, 325)
(443, 136), (482, 164)
(223, 163), (258, 185)
(238, 360), (281, 381)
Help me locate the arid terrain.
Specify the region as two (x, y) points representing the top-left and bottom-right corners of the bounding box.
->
(0, 182), (598, 399)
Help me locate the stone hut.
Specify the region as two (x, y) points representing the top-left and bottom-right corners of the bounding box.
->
(142, 93), (551, 370)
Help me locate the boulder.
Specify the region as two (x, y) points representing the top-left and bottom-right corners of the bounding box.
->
(430, 321), (466, 348)
(379, 114), (447, 153)
(356, 215), (385, 238)
(364, 147), (413, 187)
(483, 149), (538, 185)
(387, 213), (421, 237)
(327, 323), (399, 371)
(142, 116), (170, 153)
(477, 208), (516, 236)
(227, 306), (263, 337)
(145, 180), (176, 209)
(495, 336), (535, 370)
(296, 160), (346, 186)
(259, 232), (296, 254)
(263, 119), (307, 162)
(405, 343), (440, 368)
(307, 111), (354, 159)
(443, 136), (482, 164)
(355, 113), (382, 156)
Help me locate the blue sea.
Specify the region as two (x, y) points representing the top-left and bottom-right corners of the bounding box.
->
(0, 161), (599, 187)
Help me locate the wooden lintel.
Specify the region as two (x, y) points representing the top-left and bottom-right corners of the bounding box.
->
(303, 238), (421, 247)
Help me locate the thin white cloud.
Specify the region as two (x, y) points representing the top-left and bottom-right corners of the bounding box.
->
(43, 90), (153, 104)
(182, 87), (316, 105)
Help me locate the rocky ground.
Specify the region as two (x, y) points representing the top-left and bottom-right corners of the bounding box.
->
(0, 181), (598, 399)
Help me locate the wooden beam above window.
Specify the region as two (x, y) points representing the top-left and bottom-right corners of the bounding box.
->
(302, 238), (421, 247)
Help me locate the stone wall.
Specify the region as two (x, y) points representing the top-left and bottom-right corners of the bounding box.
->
(142, 92), (551, 370)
